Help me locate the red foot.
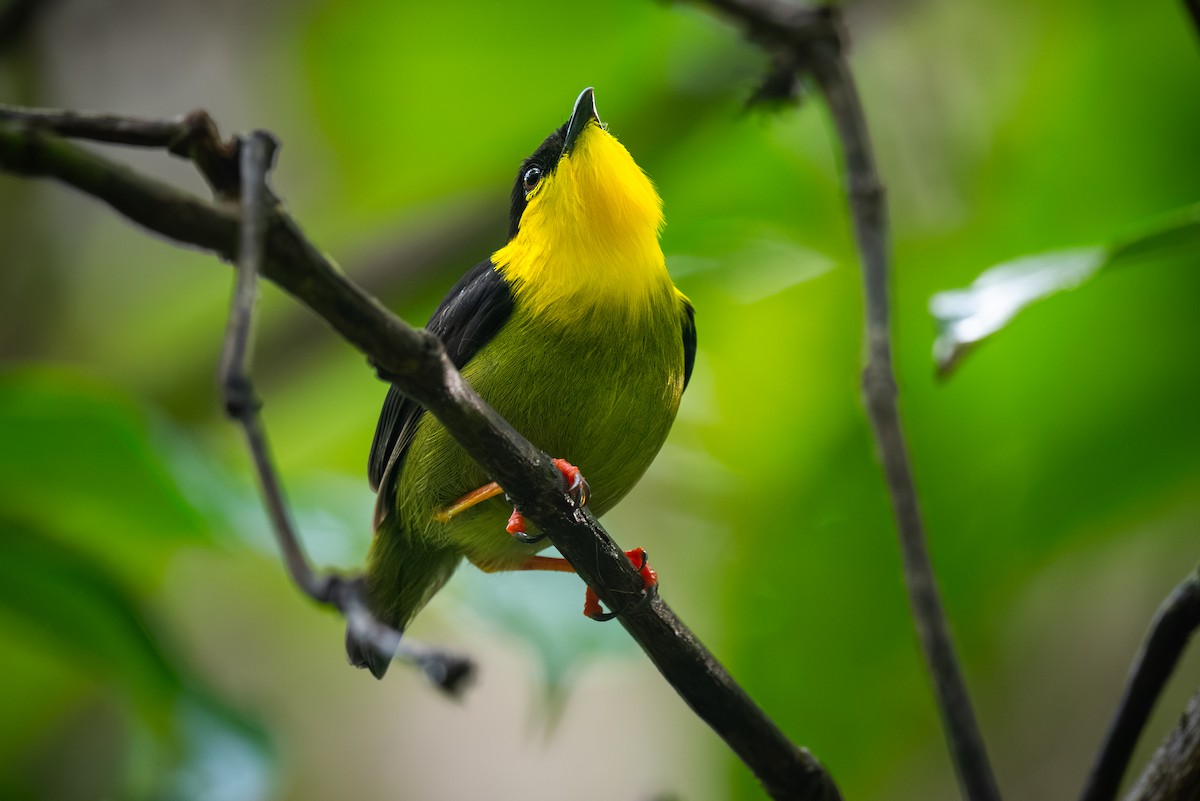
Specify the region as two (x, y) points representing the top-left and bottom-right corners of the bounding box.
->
(553, 458), (590, 506)
(583, 547), (658, 619)
(583, 588), (604, 619)
(505, 458), (587, 539)
(626, 547), (658, 588)
(552, 458), (581, 484)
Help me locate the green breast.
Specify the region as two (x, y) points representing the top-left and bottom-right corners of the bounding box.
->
(394, 288), (685, 568)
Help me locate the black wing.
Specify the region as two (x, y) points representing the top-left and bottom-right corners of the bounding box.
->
(681, 295), (697, 392)
(367, 259), (515, 503)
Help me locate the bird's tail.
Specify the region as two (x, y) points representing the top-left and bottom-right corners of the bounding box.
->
(345, 526), (463, 680)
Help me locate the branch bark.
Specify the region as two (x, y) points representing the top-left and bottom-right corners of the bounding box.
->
(0, 112), (841, 801)
(1124, 687), (1200, 801)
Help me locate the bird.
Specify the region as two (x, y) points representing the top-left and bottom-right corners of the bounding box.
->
(348, 87), (696, 679)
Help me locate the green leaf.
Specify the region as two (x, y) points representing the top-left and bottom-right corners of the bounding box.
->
(0, 519), (276, 801)
(930, 204), (1200, 377)
(0, 519), (183, 708)
(0, 368), (210, 577)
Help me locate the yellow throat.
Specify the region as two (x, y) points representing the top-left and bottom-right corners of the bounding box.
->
(491, 104), (669, 323)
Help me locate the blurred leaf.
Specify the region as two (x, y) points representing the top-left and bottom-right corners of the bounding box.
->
(155, 417), (375, 570)
(0, 518), (276, 800)
(668, 224), (836, 305)
(930, 204), (1200, 377)
(0, 518), (183, 709)
(0, 368), (210, 578)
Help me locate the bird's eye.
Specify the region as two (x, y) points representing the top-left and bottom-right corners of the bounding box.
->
(522, 167), (542, 193)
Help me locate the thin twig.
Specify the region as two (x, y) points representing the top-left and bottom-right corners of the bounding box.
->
(687, 3), (1002, 801)
(214, 130), (473, 696)
(219, 131), (306, 590)
(0, 113), (841, 801)
(1080, 566), (1200, 801)
(805, 42), (1003, 801)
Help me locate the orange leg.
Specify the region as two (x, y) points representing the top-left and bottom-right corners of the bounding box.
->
(513, 555), (577, 573)
(434, 459), (589, 538)
(434, 481), (504, 523)
(491, 549), (657, 619)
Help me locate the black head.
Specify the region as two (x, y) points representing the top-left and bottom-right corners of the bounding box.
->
(507, 124), (566, 240)
(505, 88), (601, 240)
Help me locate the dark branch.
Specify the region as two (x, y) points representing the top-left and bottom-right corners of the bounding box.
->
(1081, 567), (1200, 801)
(0, 0), (44, 49)
(806, 42), (1005, 801)
(0, 105), (197, 147)
(0, 111), (841, 801)
(687, 3), (1002, 801)
(1184, 0), (1200, 41)
(0, 104), (242, 196)
(1124, 687), (1200, 801)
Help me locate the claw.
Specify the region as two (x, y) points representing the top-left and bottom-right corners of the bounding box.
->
(553, 458), (590, 507)
(506, 507), (548, 545)
(626, 547), (658, 589)
(584, 547), (658, 621)
(502, 458), (586, 546)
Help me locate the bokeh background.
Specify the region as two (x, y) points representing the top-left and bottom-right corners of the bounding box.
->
(1, 1), (1198, 800)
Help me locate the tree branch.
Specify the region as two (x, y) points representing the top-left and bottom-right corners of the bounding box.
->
(1184, 0), (1200, 41)
(0, 0), (44, 49)
(0, 104), (242, 194)
(808, 44), (1004, 801)
(685, 4), (1002, 801)
(0, 112), (841, 801)
(1124, 687), (1200, 801)
(1081, 566), (1200, 801)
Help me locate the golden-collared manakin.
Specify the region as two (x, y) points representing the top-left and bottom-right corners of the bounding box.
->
(348, 88), (696, 678)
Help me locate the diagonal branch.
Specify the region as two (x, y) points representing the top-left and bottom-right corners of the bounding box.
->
(1081, 566), (1200, 801)
(685, 4), (1002, 801)
(1124, 686), (1200, 801)
(0, 112), (842, 801)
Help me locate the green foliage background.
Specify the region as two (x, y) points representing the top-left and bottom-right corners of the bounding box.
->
(1, 1), (1197, 800)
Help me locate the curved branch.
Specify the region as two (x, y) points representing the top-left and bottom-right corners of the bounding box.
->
(0, 114), (841, 801)
(1082, 567), (1200, 801)
(685, 4), (1002, 801)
